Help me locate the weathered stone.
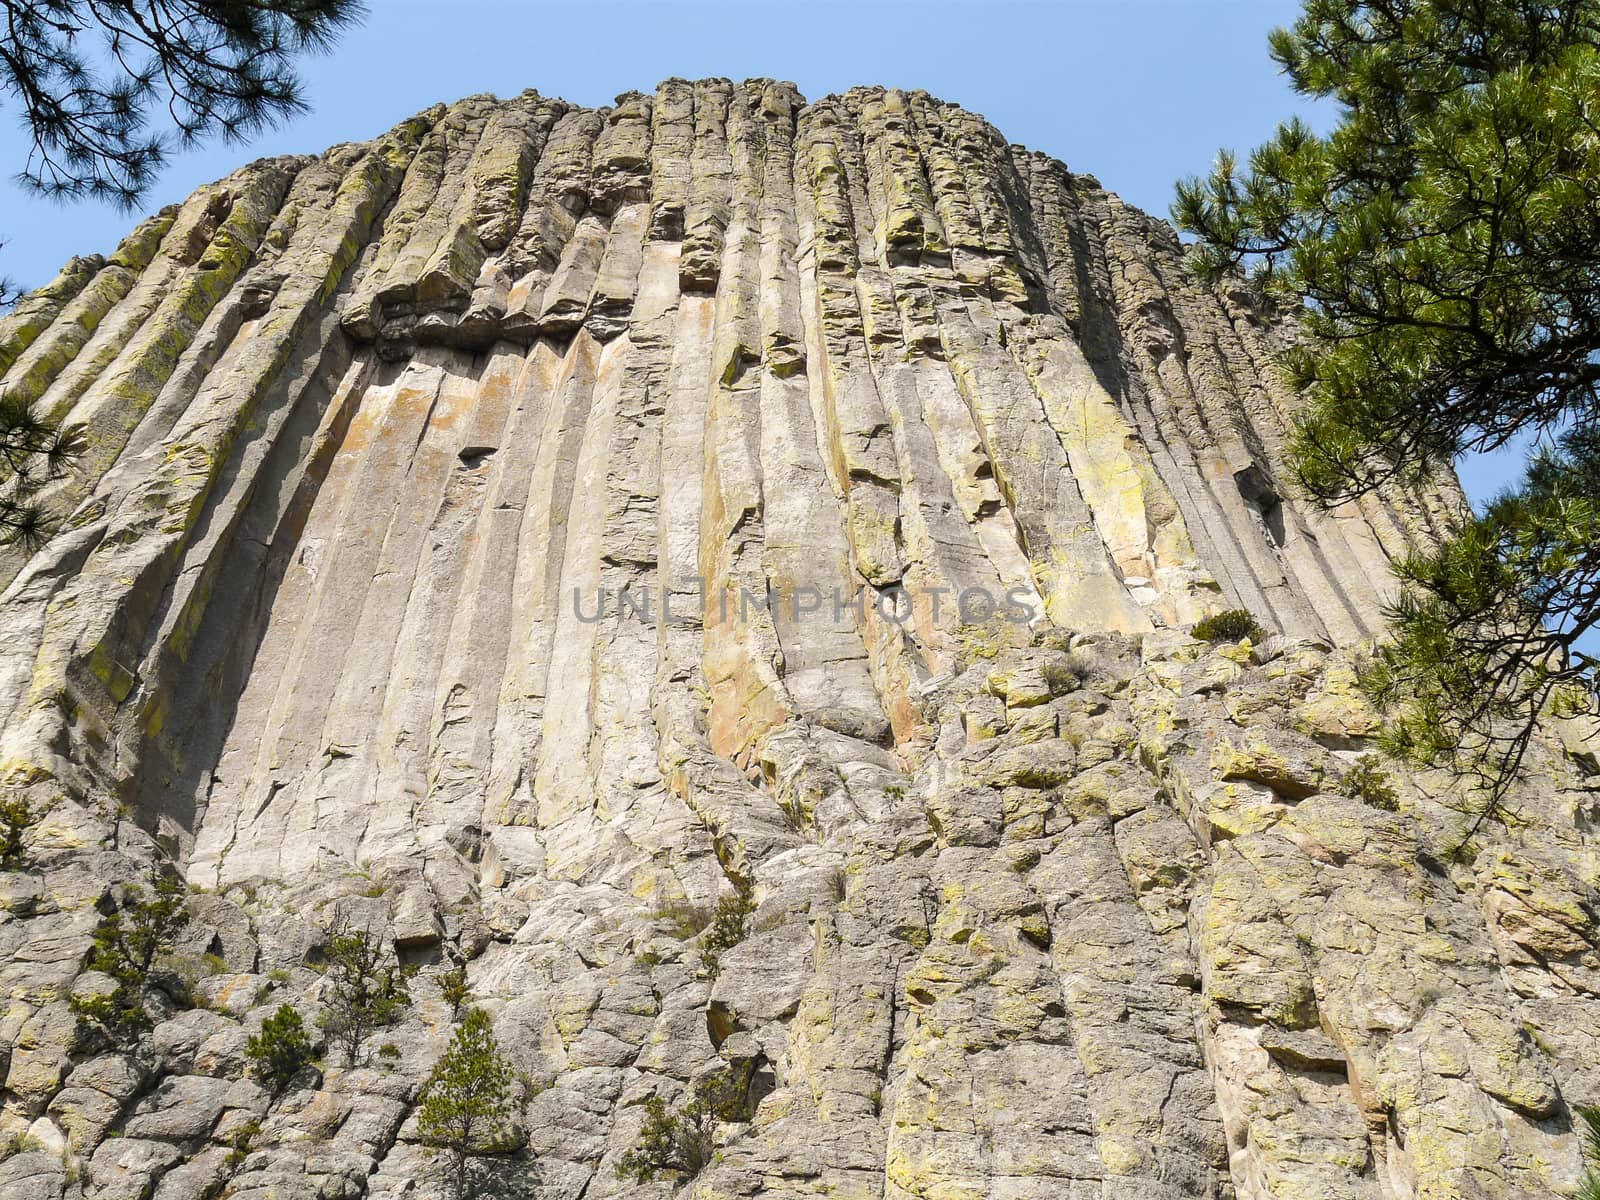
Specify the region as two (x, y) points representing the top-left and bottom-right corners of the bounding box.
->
(389, 885), (442, 949)
(0, 1150), (69, 1200)
(149, 1010), (238, 1075)
(181, 895), (258, 972)
(88, 1137), (185, 1200)
(122, 1074), (231, 1143)
(0, 80), (1591, 1200)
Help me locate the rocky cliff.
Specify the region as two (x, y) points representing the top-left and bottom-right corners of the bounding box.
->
(0, 79), (1596, 1200)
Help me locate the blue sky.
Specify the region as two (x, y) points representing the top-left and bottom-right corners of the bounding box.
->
(0, 0), (1523, 505)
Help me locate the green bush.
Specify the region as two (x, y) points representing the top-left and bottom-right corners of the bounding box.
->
(0, 1132), (45, 1156)
(418, 1007), (520, 1200)
(223, 1118), (262, 1168)
(155, 949), (230, 1008)
(615, 1076), (745, 1185)
(1339, 755), (1401, 811)
(1042, 654), (1090, 696)
(1579, 1104), (1600, 1200)
(316, 922), (416, 1063)
(70, 870), (190, 1045)
(1192, 609), (1267, 644)
(438, 964), (470, 1020)
(246, 1005), (314, 1091)
(701, 892), (756, 979)
(0, 796), (35, 869)
(652, 898), (713, 940)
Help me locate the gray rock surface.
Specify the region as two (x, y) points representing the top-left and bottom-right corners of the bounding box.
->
(0, 80), (1595, 1200)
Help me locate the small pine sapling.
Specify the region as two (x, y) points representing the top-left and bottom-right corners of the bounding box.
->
(417, 1006), (521, 1200)
(246, 1005), (314, 1092)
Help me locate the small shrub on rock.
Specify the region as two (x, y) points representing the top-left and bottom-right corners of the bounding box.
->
(156, 948), (230, 1009)
(1192, 609), (1267, 644)
(615, 1075), (746, 1185)
(653, 898), (712, 940)
(1042, 654), (1091, 696)
(438, 964), (470, 1020)
(418, 1007), (521, 1200)
(0, 1131), (45, 1156)
(1339, 754), (1401, 811)
(223, 1118), (261, 1167)
(0, 795), (35, 869)
(825, 868), (848, 904)
(1578, 1104), (1600, 1200)
(316, 921), (416, 1063)
(70, 869), (190, 1044)
(247, 1005), (314, 1091)
(701, 891), (756, 979)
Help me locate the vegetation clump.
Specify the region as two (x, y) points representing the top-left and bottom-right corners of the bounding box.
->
(0, 396), (86, 549)
(653, 897), (712, 940)
(0, 0), (365, 205)
(615, 1075), (746, 1186)
(1338, 755), (1401, 812)
(0, 1), (366, 542)
(1042, 654), (1091, 696)
(316, 921), (416, 1063)
(700, 891), (757, 979)
(438, 963), (470, 1020)
(223, 1118), (261, 1168)
(1576, 1103), (1600, 1200)
(418, 1007), (522, 1200)
(71, 869), (190, 1044)
(1192, 610), (1267, 644)
(246, 1005), (314, 1092)
(825, 868), (848, 905)
(0, 795), (34, 869)
(0, 1131), (45, 1156)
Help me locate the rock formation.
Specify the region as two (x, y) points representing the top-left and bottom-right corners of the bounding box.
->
(0, 79), (1595, 1200)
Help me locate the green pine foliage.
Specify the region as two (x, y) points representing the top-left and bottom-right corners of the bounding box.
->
(438, 964), (470, 1020)
(1362, 427), (1600, 835)
(417, 1007), (520, 1200)
(1338, 755), (1401, 812)
(615, 1076), (745, 1185)
(0, 394), (86, 549)
(0, 795), (34, 868)
(70, 869), (190, 1044)
(316, 922), (416, 1063)
(1173, 0), (1600, 826)
(0, 0), (365, 208)
(701, 891), (756, 979)
(223, 1118), (261, 1168)
(1192, 609), (1267, 644)
(1578, 1103), (1600, 1200)
(1, 2), (365, 540)
(246, 1005), (314, 1091)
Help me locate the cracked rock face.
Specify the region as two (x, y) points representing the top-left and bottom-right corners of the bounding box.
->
(0, 79), (1596, 1200)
